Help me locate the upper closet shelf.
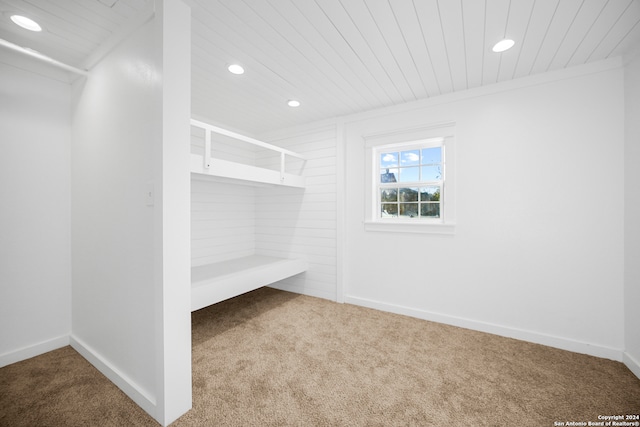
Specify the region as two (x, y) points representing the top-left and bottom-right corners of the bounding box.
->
(190, 119), (306, 188)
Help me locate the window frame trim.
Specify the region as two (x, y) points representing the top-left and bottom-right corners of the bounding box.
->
(363, 122), (456, 235)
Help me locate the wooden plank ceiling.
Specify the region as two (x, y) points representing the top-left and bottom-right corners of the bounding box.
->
(1, 0), (639, 134)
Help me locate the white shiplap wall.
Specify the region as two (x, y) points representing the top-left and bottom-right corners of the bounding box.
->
(256, 125), (339, 301)
(190, 122), (339, 301)
(190, 126), (257, 267)
(191, 178), (255, 266)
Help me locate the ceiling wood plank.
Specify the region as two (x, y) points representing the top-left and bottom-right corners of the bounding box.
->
(601, 0), (640, 58)
(545, 0), (611, 72)
(512, 0), (561, 79)
(438, 0), (468, 92)
(22, 0), (110, 42)
(388, 0), (441, 97)
(342, 0), (419, 102)
(570, 0), (637, 65)
(191, 0), (357, 115)
(413, 0), (454, 94)
(66, 0), (123, 28)
(481, 0), (511, 85)
(265, 0), (381, 110)
(217, 0), (357, 112)
(497, 0), (536, 82)
(315, 0), (405, 103)
(462, 0), (487, 90)
(529, 0), (585, 75)
(292, 0), (395, 107)
(242, 0), (373, 112)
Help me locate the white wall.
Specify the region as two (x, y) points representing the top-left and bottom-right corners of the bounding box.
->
(0, 60), (71, 366)
(70, 16), (158, 411)
(343, 61), (626, 360)
(624, 50), (640, 378)
(70, 0), (192, 423)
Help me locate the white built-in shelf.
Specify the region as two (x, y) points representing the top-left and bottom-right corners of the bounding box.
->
(191, 255), (308, 312)
(190, 119), (306, 188)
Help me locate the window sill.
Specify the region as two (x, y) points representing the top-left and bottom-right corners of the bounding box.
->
(364, 221), (456, 235)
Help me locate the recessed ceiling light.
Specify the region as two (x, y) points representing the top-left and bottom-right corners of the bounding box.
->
(492, 39), (515, 53)
(227, 64), (244, 75)
(287, 100), (300, 107)
(10, 15), (42, 32)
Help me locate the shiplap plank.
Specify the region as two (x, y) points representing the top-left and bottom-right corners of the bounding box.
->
(341, 0), (417, 102)
(513, 0), (562, 79)
(580, 0), (640, 62)
(270, 0), (382, 109)
(254, 241), (335, 257)
(255, 125), (338, 300)
(317, 0), (403, 103)
(257, 226), (336, 240)
(481, 0), (511, 85)
(498, 0), (537, 82)
(291, 0), (394, 107)
(413, 0), (454, 94)
(202, 0), (356, 113)
(462, 0), (487, 90)
(22, 0), (110, 43)
(191, 178), (255, 267)
(529, 0), (585, 75)
(67, 0), (122, 28)
(255, 234), (337, 250)
(257, 248), (336, 268)
(604, 8), (640, 58)
(438, 0), (467, 92)
(192, 249), (256, 267)
(0, 5), (96, 64)
(566, 0), (633, 66)
(191, 37), (320, 126)
(545, 0), (611, 72)
(111, 0), (139, 18)
(258, 192), (337, 204)
(244, 0), (372, 112)
(388, 0), (440, 97)
(366, 0), (428, 99)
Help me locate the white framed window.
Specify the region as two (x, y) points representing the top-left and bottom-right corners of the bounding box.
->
(364, 122), (456, 234)
(376, 139), (444, 220)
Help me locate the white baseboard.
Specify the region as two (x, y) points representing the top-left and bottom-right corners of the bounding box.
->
(623, 351), (640, 380)
(0, 335), (70, 368)
(344, 295), (623, 362)
(70, 335), (157, 417)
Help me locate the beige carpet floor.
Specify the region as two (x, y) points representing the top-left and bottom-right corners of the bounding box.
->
(1, 287), (639, 426)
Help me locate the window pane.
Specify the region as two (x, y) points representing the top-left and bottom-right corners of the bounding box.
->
(422, 147), (441, 164)
(399, 167), (419, 182)
(421, 165), (442, 180)
(381, 188), (397, 202)
(380, 168), (398, 183)
(420, 186), (440, 201)
(381, 203), (398, 217)
(380, 152), (398, 168)
(399, 203), (419, 218)
(420, 203), (440, 218)
(399, 187), (418, 202)
(400, 150), (420, 166)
